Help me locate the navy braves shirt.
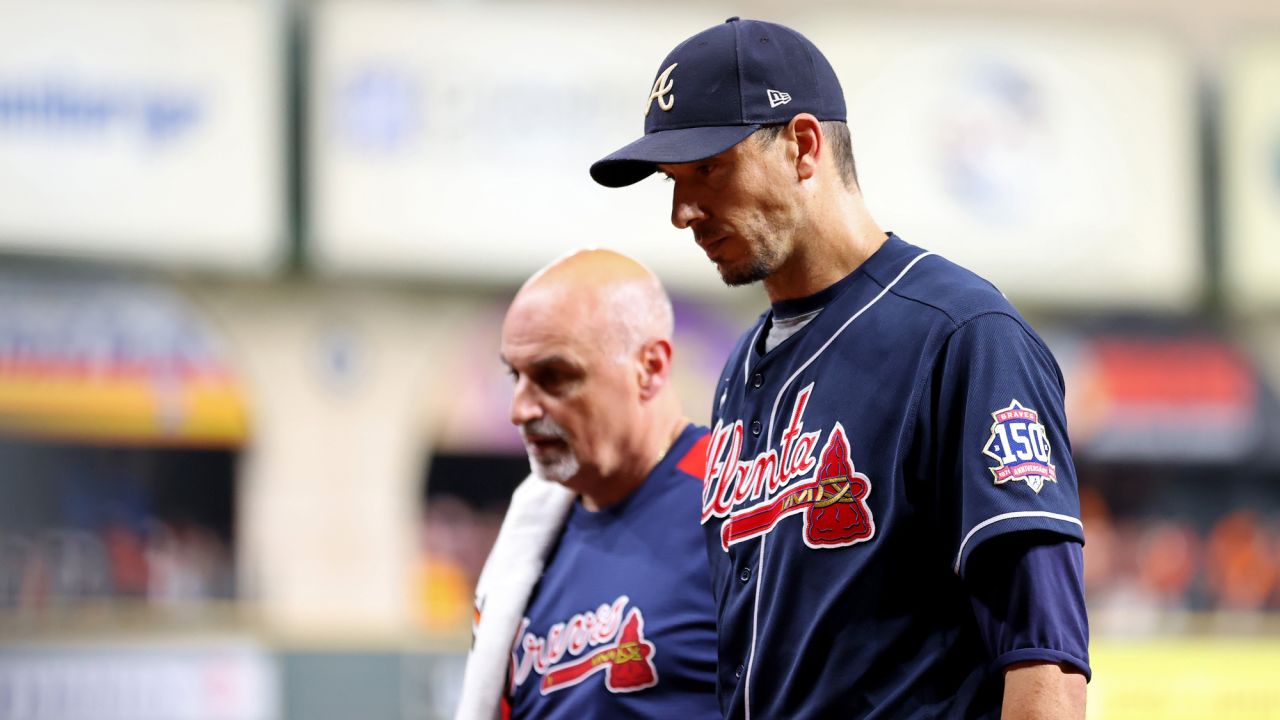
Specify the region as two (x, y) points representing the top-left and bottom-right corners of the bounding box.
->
(701, 234), (1089, 719)
(507, 424), (720, 720)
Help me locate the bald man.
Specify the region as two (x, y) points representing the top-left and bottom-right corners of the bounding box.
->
(454, 250), (720, 720)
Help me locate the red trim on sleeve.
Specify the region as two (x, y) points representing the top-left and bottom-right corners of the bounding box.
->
(676, 432), (710, 479)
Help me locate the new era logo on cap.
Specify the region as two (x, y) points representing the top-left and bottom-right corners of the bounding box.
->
(590, 17), (848, 188)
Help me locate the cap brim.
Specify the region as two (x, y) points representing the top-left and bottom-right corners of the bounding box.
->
(590, 125), (760, 188)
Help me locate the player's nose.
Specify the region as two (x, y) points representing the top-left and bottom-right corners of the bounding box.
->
(509, 380), (542, 426)
(671, 184), (707, 230)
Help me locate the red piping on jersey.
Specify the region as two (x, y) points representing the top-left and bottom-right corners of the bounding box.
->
(677, 432), (710, 479)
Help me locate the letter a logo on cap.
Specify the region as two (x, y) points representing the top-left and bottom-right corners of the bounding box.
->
(646, 63), (678, 116)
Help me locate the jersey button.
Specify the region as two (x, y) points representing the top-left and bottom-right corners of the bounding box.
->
(739, 566), (751, 583)
(750, 420), (762, 436)
(751, 372), (763, 388)
(735, 663), (744, 679)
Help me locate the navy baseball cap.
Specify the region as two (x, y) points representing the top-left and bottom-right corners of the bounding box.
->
(590, 17), (847, 188)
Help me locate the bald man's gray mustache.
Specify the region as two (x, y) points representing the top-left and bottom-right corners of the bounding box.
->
(520, 417), (570, 443)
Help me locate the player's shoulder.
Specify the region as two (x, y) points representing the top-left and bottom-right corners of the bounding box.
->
(864, 234), (1020, 329)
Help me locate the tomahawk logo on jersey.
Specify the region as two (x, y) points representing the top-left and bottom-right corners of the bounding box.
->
(509, 595), (659, 696)
(703, 386), (875, 550)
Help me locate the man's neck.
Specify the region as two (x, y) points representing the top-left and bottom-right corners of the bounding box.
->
(579, 411), (688, 512)
(763, 191), (885, 304)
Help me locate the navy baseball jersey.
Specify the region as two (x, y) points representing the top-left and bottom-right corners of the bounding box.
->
(701, 234), (1088, 719)
(507, 424), (720, 720)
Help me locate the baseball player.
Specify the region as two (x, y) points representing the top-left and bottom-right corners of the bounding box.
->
(590, 18), (1090, 720)
(454, 250), (720, 720)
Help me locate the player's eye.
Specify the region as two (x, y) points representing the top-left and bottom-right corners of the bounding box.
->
(536, 372), (567, 394)
(535, 366), (585, 397)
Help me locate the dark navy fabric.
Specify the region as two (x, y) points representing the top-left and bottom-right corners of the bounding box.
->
(968, 534), (1091, 679)
(700, 234), (1089, 719)
(640, 18), (846, 134)
(507, 424), (720, 720)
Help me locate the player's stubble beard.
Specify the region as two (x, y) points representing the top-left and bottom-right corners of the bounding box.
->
(706, 232), (787, 287)
(520, 417), (581, 486)
(715, 242), (784, 286)
(697, 200), (796, 287)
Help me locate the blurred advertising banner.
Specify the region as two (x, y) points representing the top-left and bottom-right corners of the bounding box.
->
(1050, 327), (1269, 463)
(0, 643), (278, 720)
(0, 0), (284, 271)
(307, 1), (731, 292)
(0, 269), (247, 445)
(1222, 37), (1280, 312)
(810, 15), (1200, 310)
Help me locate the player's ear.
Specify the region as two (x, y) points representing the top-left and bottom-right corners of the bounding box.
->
(636, 338), (673, 401)
(789, 114), (822, 182)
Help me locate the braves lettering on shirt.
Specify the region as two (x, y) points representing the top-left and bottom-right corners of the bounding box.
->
(700, 234), (1086, 720)
(509, 595), (658, 696)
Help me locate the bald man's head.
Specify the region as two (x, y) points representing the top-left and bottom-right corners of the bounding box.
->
(501, 249), (682, 505)
(512, 249), (674, 359)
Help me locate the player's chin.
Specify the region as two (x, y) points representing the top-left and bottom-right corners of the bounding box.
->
(715, 258), (770, 287)
(528, 452), (579, 486)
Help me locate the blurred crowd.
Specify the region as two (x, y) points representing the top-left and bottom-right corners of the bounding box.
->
(1082, 487), (1280, 619)
(414, 497), (503, 633)
(0, 443), (237, 615)
(414, 480), (1280, 637)
(4, 451), (1278, 633)
(0, 519), (234, 612)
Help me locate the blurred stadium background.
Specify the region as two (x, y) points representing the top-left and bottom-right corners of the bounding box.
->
(1, 0), (1279, 718)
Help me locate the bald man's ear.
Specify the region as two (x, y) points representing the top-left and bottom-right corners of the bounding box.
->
(636, 338), (673, 401)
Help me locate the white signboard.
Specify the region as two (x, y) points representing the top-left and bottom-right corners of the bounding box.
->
(311, 6), (1198, 308)
(0, 0), (284, 271)
(0, 643), (279, 720)
(808, 15), (1200, 309)
(309, 1), (734, 292)
(1222, 38), (1280, 312)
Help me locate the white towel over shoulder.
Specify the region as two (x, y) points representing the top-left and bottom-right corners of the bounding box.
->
(454, 473), (575, 720)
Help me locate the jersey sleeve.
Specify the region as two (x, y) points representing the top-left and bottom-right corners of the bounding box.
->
(922, 312), (1085, 577)
(967, 533), (1091, 679)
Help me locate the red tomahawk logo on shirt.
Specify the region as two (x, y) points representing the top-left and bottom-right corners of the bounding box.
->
(721, 422), (875, 550)
(539, 608), (658, 695)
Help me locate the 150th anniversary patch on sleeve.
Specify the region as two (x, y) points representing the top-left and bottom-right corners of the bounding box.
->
(982, 399), (1057, 493)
